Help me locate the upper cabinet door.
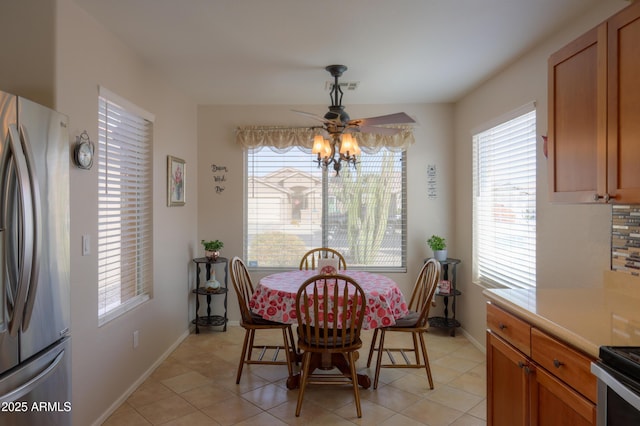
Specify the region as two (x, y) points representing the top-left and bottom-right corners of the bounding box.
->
(547, 25), (607, 203)
(607, 1), (640, 203)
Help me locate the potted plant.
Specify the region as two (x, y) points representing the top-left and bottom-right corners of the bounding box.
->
(427, 235), (447, 261)
(201, 239), (224, 261)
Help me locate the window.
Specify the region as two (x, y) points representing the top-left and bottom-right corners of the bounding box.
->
(473, 105), (536, 289)
(97, 87), (154, 325)
(246, 146), (406, 271)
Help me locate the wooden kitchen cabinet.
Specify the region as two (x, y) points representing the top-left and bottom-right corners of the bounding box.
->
(532, 365), (596, 426)
(606, 2), (640, 202)
(548, 24), (606, 203)
(548, 1), (640, 203)
(486, 302), (596, 426)
(487, 331), (532, 426)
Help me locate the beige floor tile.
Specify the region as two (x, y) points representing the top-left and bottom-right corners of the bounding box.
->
(161, 371), (213, 394)
(161, 410), (221, 425)
(241, 383), (295, 410)
(360, 383), (422, 412)
(467, 400), (487, 421)
(180, 384), (237, 409)
(135, 394), (198, 424)
(126, 379), (176, 408)
(104, 325), (488, 426)
(449, 413), (487, 426)
(267, 398), (333, 424)
(425, 385), (484, 412)
(402, 398), (465, 426)
(233, 411), (289, 426)
(378, 413), (429, 426)
(333, 397), (396, 424)
(448, 368), (486, 397)
(102, 402), (152, 426)
(199, 394), (263, 425)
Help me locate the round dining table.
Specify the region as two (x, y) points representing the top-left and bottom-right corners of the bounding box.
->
(251, 269), (409, 329)
(250, 269), (409, 389)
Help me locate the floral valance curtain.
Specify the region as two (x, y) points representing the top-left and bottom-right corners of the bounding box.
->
(235, 125), (415, 153)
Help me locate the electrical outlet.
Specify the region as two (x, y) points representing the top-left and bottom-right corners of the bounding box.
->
(133, 330), (139, 348)
(82, 234), (90, 256)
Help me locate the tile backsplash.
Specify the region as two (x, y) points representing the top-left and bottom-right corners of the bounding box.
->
(612, 205), (640, 275)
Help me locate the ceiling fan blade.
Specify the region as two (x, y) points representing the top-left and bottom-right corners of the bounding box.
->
(349, 112), (416, 127)
(291, 109), (327, 124)
(356, 125), (403, 136)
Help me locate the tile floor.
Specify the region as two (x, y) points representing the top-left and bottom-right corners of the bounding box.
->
(103, 326), (487, 425)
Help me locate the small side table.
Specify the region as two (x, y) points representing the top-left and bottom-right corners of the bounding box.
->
(427, 258), (461, 336)
(192, 257), (228, 333)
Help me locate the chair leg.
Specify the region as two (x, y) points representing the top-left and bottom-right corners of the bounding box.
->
(287, 326), (298, 365)
(236, 328), (251, 384)
(366, 328), (379, 368)
(295, 351), (312, 417)
(373, 329), (387, 389)
(348, 351), (362, 418)
(281, 328), (293, 377)
(247, 329), (256, 360)
(412, 332), (421, 364)
(419, 332), (434, 389)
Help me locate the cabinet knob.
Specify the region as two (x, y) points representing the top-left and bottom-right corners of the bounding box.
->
(498, 323), (507, 330)
(517, 361), (531, 374)
(553, 359), (564, 368)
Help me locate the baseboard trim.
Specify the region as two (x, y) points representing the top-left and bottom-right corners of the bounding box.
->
(91, 329), (190, 426)
(460, 327), (486, 354)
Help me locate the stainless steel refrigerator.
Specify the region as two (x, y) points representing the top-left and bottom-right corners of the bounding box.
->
(0, 90), (71, 425)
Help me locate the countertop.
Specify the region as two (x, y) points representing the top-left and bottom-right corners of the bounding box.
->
(483, 272), (640, 359)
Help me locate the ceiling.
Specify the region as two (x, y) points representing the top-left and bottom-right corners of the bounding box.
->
(73, 0), (606, 106)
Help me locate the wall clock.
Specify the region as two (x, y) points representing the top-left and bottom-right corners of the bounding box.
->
(74, 130), (94, 170)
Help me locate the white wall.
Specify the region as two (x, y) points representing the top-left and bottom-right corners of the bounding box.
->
(55, 1), (199, 424)
(453, 0), (629, 347)
(197, 103), (455, 319)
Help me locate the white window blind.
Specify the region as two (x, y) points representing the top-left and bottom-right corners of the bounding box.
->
(246, 146), (406, 271)
(473, 107), (536, 289)
(98, 89), (154, 325)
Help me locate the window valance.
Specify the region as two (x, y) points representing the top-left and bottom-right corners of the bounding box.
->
(235, 126), (415, 152)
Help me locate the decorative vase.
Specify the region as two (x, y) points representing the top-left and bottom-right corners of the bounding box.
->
(205, 250), (219, 261)
(206, 277), (221, 290)
(433, 249), (448, 262)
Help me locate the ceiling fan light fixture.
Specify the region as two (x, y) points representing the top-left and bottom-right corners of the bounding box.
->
(291, 64), (415, 175)
(339, 133), (358, 156)
(312, 135), (325, 154)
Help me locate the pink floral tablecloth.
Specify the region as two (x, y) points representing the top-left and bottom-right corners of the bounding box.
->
(250, 270), (409, 329)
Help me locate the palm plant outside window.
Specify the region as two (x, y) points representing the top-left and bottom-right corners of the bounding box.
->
(246, 146), (406, 271)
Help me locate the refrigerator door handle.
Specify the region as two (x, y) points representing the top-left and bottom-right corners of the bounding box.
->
(0, 349), (64, 403)
(2, 124), (35, 336)
(18, 125), (42, 331)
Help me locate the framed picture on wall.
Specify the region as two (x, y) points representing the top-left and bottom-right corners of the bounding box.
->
(167, 155), (186, 206)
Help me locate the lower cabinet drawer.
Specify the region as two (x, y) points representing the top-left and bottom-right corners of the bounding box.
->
(487, 302), (531, 356)
(531, 328), (596, 403)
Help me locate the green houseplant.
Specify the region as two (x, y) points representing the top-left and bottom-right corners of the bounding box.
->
(201, 239), (224, 260)
(427, 235), (447, 261)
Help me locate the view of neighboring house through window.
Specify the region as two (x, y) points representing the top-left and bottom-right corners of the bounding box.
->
(472, 105), (536, 289)
(246, 146), (406, 271)
(97, 87), (154, 325)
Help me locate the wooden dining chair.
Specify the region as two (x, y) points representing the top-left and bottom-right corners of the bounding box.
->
(299, 247), (347, 272)
(366, 258), (441, 389)
(295, 273), (366, 418)
(229, 256), (296, 384)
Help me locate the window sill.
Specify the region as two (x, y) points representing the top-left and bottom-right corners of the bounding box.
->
(99, 294), (150, 327)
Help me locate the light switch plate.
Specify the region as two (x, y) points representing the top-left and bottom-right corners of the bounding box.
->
(82, 234), (90, 256)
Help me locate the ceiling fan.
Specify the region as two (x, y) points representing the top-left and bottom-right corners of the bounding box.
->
(293, 64), (416, 137)
(294, 65), (415, 174)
